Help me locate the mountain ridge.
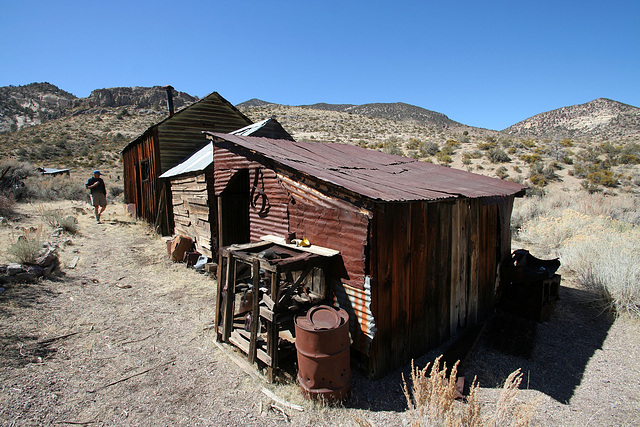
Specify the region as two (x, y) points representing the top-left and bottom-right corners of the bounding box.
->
(1, 83), (638, 195)
(2, 83), (639, 139)
(0, 84), (197, 132)
(503, 97), (640, 139)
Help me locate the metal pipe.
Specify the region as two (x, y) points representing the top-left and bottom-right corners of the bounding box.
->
(164, 85), (174, 116)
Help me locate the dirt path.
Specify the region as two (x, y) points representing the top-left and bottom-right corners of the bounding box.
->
(0, 201), (369, 426)
(1, 201), (639, 426)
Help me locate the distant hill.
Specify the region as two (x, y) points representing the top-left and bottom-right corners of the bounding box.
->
(504, 98), (640, 139)
(238, 99), (471, 132)
(75, 86), (197, 112)
(237, 98), (275, 108)
(301, 102), (465, 130)
(1, 83), (639, 195)
(0, 83), (77, 132)
(0, 84), (197, 132)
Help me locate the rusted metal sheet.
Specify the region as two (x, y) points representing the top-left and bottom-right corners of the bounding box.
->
(213, 147), (253, 196)
(206, 133), (527, 203)
(248, 168), (289, 241)
(230, 117), (295, 141)
(333, 280), (375, 355)
(282, 175), (371, 289)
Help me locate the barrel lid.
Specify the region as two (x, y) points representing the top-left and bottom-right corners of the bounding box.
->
(307, 305), (340, 330)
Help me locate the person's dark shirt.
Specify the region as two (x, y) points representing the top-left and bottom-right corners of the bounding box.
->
(86, 177), (106, 194)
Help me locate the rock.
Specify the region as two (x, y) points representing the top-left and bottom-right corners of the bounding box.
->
(7, 263), (23, 276)
(24, 265), (44, 277)
(36, 245), (59, 268)
(36, 251), (57, 267)
(15, 272), (36, 282)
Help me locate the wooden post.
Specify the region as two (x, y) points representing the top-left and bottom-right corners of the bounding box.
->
(267, 269), (279, 383)
(222, 254), (236, 342)
(248, 259), (260, 364)
(215, 252), (227, 341)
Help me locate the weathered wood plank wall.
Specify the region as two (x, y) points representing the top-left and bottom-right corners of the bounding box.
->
(368, 197), (513, 378)
(122, 129), (161, 225)
(169, 169), (217, 259)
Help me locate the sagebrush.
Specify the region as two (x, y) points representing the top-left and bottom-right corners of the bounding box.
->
(514, 193), (640, 317)
(402, 356), (538, 427)
(7, 230), (44, 264)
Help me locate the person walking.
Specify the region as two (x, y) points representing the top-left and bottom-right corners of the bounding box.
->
(86, 170), (107, 223)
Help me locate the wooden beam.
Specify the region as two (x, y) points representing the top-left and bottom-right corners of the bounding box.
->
(248, 259), (260, 364)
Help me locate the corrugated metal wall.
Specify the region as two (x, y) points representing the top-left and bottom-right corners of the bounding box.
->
(367, 197), (513, 378)
(214, 145), (372, 289)
(280, 175), (371, 289)
(213, 147), (289, 243)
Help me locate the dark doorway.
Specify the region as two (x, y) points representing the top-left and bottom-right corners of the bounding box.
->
(219, 169), (250, 248)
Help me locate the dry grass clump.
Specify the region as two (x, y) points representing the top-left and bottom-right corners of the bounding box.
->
(37, 206), (79, 234)
(560, 227), (640, 317)
(24, 175), (87, 201)
(515, 197), (640, 317)
(7, 228), (44, 264)
(402, 356), (537, 426)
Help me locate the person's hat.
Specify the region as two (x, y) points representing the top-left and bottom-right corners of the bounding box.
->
(93, 170), (101, 175)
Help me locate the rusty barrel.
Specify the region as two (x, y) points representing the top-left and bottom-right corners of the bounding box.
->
(294, 305), (351, 401)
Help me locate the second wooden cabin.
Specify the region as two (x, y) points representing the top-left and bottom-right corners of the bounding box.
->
(159, 118), (294, 258)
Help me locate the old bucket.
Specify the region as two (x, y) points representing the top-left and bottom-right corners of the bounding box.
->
(294, 305), (351, 401)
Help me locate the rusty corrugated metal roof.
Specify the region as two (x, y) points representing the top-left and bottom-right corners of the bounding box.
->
(206, 133), (527, 202)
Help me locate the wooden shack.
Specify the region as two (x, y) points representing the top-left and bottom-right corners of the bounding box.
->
(158, 118), (294, 258)
(121, 90), (252, 234)
(206, 132), (527, 378)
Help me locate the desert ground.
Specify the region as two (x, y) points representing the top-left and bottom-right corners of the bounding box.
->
(1, 200), (639, 426)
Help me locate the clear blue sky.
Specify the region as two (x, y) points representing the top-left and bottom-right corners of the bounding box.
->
(1, 0), (638, 130)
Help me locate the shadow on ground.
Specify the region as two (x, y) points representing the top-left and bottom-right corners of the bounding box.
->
(0, 280), (62, 368)
(341, 284), (613, 411)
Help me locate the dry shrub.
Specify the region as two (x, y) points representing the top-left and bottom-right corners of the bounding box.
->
(36, 206), (79, 235)
(39, 207), (65, 228)
(0, 159), (38, 201)
(402, 356), (537, 426)
(0, 192), (15, 217)
(512, 192), (640, 234)
(517, 209), (598, 250)
(517, 206), (640, 317)
(58, 215), (79, 234)
(7, 228), (44, 264)
(25, 175), (87, 201)
(560, 228), (640, 317)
